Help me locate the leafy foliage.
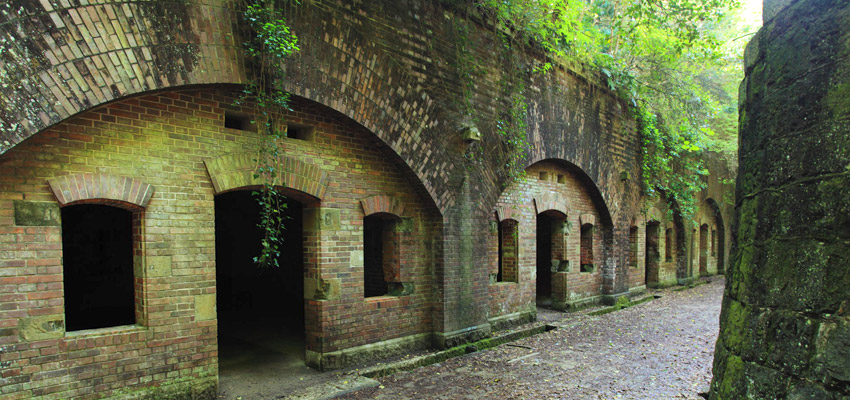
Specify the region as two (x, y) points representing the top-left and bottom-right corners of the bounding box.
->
(476, 0), (748, 216)
(238, 0), (300, 268)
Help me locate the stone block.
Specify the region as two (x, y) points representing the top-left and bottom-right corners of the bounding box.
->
(387, 282), (414, 296)
(744, 29), (762, 73)
(195, 294), (216, 321)
(146, 256), (172, 277)
(19, 315), (64, 341)
(602, 292), (629, 306)
(396, 217), (414, 233)
(304, 277), (340, 300)
(13, 201), (61, 226)
(763, 0), (794, 23)
(814, 319), (850, 383)
(320, 209), (340, 230)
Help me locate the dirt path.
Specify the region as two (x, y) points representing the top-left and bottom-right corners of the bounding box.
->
(338, 278), (724, 400)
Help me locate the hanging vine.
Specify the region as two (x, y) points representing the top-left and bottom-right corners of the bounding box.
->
(236, 0), (300, 268)
(493, 37), (531, 185)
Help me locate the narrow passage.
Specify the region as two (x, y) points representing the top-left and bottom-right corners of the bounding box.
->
(340, 278), (724, 400)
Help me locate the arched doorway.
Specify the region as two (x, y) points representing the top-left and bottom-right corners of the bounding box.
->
(706, 198), (726, 274)
(645, 221), (660, 286)
(215, 188), (317, 383)
(536, 210), (566, 306)
(699, 224), (709, 276)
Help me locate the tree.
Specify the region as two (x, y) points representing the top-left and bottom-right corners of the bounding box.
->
(478, 0), (748, 215)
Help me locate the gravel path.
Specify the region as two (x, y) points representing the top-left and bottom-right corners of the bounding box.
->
(338, 277), (724, 400)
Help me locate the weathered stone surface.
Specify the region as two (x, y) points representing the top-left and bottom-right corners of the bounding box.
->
(305, 277), (341, 301)
(146, 256), (172, 278)
(194, 294), (216, 322)
(0, 0), (735, 398)
(18, 315), (64, 341)
(711, 0), (850, 398)
(13, 201), (60, 226)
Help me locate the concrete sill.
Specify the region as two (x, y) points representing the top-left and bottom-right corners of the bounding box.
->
(66, 324), (146, 338)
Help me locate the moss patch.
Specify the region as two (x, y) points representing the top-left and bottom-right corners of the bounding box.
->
(587, 295), (653, 316)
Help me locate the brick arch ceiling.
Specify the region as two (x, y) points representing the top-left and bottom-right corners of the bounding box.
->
(0, 1), (449, 214)
(526, 158), (614, 228)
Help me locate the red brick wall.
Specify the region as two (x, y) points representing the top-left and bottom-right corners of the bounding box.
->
(0, 87), (440, 398)
(489, 161), (609, 318)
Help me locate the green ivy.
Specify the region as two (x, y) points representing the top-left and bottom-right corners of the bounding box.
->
(474, 0), (739, 217)
(636, 104), (708, 217)
(237, 0), (300, 268)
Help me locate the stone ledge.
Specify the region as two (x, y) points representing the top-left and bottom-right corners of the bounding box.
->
(488, 309), (536, 332)
(648, 278), (680, 289)
(628, 285), (647, 297)
(552, 294), (604, 311)
(306, 332), (433, 371)
(433, 323), (493, 349)
(677, 277), (698, 286)
(602, 291), (630, 306)
(107, 376), (217, 400)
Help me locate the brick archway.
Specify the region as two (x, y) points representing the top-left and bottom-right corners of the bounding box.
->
(360, 195), (406, 217)
(47, 173), (155, 209)
(0, 2), (448, 213)
(534, 193), (568, 216)
(204, 153), (329, 200)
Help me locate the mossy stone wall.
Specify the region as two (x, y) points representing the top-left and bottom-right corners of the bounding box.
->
(710, 0), (850, 398)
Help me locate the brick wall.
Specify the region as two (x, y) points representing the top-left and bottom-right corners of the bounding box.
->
(0, 0), (736, 397)
(489, 161), (610, 317)
(0, 87), (440, 398)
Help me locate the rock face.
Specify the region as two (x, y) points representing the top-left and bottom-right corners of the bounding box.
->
(710, 0), (850, 398)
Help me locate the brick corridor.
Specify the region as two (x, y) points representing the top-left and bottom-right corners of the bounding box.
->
(340, 278), (724, 400)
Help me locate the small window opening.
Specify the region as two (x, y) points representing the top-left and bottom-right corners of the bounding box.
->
(62, 204), (135, 331)
(699, 224), (709, 275)
(364, 214), (399, 297)
(224, 112), (254, 131)
(629, 226), (638, 268)
(665, 228), (673, 261)
(711, 229), (717, 256)
(287, 123), (315, 141)
(498, 219), (519, 282)
(580, 223), (594, 272)
(557, 174), (566, 184)
(539, 171), (549, 181)
(645, 222), (660, 285)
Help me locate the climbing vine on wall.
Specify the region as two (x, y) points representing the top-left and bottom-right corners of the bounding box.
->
(636, 106), (707, 217)
(237, 0), (300, 268)
(493, 38), (532, 185)
(472, 0), (740, 217)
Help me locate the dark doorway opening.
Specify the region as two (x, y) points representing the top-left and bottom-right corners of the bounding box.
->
(62, 204), (135, 331)
(363, 214), (390, 297)
(536, 213), (552, 306)
(215, 190), (305, 374)
(699, 224), (709, 276)
(645, 222), (660, 286)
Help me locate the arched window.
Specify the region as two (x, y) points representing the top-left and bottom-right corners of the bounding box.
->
(363, 213), (400, 297)
(629, 226), (638, 268)
(49, 173), (154, 331)
(700, 224), (709, 275)
(498, 219), (519, 283)
(62, 204), (136, 331)
(665, 228), (674, 262)
(580, 223), (594, 272)
(711, 229), (717, 257)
